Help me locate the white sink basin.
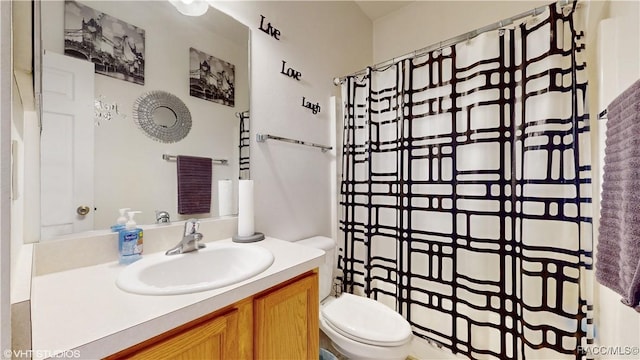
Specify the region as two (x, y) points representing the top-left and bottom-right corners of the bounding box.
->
(116, 242), (275, 295)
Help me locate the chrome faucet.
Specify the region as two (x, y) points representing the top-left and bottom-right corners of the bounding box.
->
(165, 219), (205, 255)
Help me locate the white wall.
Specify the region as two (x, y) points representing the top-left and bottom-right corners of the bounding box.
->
(39, 0), (248, 228)
(210, 1), (372, 240)
(10, 78), (23, 275)
(593, 0), (640, 351)
(372, 1), (544, 63)
(0, 0), (12, 356)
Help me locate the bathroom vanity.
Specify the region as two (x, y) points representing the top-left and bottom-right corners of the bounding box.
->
(30, 237), (324, 360)
(108, 271), (318, 359)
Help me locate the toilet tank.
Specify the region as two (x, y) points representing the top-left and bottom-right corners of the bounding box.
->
(295, 236), (336, 301)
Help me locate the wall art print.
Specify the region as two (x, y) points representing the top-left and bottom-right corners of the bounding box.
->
(189, 47), (235, 107)
(64, 0), (145, 85)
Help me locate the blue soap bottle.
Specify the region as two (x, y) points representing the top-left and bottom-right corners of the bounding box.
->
(110, 208), (130, 232)
(119, 211), (143, 265)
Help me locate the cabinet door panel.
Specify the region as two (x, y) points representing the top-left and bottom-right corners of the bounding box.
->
(128, 309), (239, 360)
(254, 273), (319, 360)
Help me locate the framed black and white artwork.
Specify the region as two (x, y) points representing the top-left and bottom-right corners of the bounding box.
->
(64, 0), (145, 85)
(189, 47), (235, 107)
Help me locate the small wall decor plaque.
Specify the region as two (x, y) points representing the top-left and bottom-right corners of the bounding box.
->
(302, 97), (321, 114)
(258, 15), (281, 40)
(280, 60), (302, 81)
(94, 95), (126, 126)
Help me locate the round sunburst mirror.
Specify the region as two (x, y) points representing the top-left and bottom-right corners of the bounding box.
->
(133, 91), (192, 143)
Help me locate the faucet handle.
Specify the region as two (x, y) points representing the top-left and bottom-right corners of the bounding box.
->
(155, 210), (171, 224)
(184, 218), (199, 235)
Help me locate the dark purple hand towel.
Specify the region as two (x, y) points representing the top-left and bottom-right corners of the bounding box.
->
(177, 155), (212, 215)
(596, 79), (640, 312)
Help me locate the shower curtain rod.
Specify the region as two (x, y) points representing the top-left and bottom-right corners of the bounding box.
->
(333, 0), (574, 85)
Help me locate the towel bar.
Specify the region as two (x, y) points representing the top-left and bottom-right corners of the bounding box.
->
(598, 109), (608, 120)
(235, 111), (249, 118)
(162, 154), (228, 165)
(256, 133), (332, 152)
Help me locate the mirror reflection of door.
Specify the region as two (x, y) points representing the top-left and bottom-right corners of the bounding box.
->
(40, 51), (95, 240)
(152, 106), (178, 128)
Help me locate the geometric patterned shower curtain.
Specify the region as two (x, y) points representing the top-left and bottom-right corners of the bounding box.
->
(339, 2), (593, 359)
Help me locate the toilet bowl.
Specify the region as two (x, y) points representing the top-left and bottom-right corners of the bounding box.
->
(296, 236), (412, 360)
(320, 294), (412, 360)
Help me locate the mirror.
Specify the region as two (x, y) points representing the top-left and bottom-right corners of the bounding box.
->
(133, 90), (192, 143)
(154, 107), (178, 128)
(15, 0), (250, 240)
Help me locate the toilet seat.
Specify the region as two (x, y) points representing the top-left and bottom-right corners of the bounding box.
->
(321, 293), (412, 347)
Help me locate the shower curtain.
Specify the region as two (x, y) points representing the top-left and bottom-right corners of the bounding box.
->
(339, 2), (592, 359)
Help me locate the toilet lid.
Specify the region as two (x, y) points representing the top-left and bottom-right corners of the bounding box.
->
(321, 293), (412, 347)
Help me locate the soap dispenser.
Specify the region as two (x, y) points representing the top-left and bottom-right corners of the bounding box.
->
(110, 208), (131, 232)
(118, 211), (143, 265)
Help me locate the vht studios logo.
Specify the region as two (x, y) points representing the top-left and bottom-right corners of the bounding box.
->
(4, 349), (81, 359)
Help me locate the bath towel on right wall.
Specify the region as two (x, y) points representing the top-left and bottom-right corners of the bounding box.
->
(596, 78), (640, 312)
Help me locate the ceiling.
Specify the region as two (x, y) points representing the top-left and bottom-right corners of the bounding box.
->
(354, 1), (414, 21)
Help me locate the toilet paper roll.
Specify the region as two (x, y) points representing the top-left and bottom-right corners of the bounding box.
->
(237, 179), (255, 237)
(218, 180), (233, 216)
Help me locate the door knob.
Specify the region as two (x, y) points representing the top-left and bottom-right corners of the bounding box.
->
(77, 206), (91, 216)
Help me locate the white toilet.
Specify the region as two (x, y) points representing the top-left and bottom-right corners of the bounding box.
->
(296, 236), (412, 360)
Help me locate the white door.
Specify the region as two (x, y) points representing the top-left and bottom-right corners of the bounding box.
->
(40, 51), (94, 240)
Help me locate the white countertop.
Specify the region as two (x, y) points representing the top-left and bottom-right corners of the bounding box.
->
(31, 237), (324, 360)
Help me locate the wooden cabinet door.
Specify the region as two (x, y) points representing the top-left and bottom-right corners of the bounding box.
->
(127, 309), (239, 360)
(254, 272), (319, 360)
